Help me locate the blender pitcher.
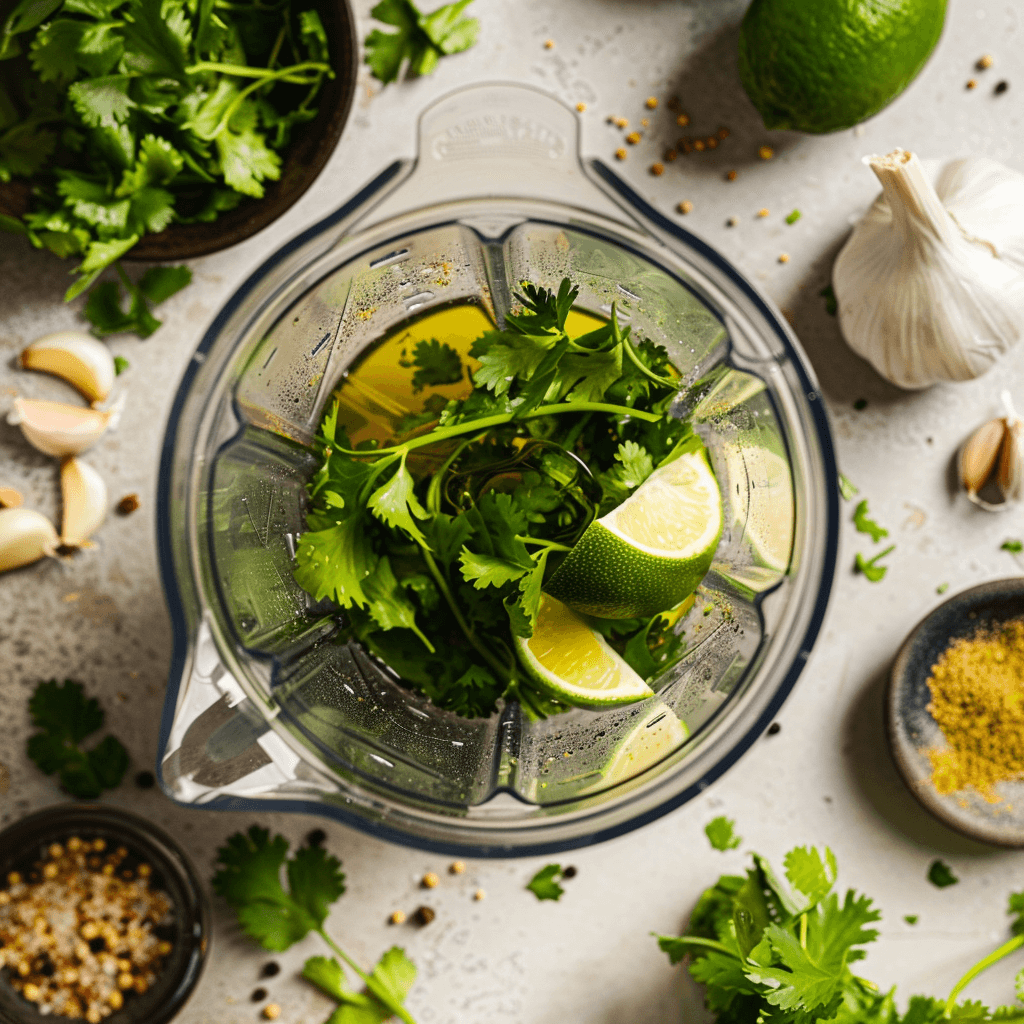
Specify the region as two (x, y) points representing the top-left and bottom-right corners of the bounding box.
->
(156, 83), (839, 856)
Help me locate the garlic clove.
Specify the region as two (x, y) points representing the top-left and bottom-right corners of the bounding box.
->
(20, 331), (116, 405)
(998, 418), (1023, 500)
(960, 417), (1006, 495)
(8, 397), (121, 458)
(0, 487), (23, 508)
(60, 457), (107, 547)
(0, 507), (59, 572)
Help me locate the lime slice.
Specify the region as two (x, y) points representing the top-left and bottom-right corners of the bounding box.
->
(584, 702), (689, 791)
(722, 443), (793, 573)
(546, 449), (723, 618)
(516, 595), (654, 708)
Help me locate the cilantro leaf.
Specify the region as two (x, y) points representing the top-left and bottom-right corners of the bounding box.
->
(853, 499), (888, 543)
(855, 545), (894, 583)
(26, 679), (129, 798)
(927, 859), (958, 888)
(67, 75), (135, 128)
(114, 354), (129, 374)
(0, 0), (63, 60)
(418, 0), (478, 55)
(1002, 539), (1023, 554)
(409, 338), (462, 391)
(705, 816), (741, 851)
(364, 556), (434, 651)
(527, 864), (565, 901)
(838, 472), (858, 500)
(821, 284), (838, 316)
(783, 845), (838, 908)
(1010, 891), (1024, 936)
(294, 514), (377, 609)
(367, 456), (430, 547)
(459, 548), (529, 589)
(138, 264), (191, 303)
(364, 0), (476, 84)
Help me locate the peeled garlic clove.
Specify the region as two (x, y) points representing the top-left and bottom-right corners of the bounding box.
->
(0, 486), (23, 508)
(8, 397), (121, 458)
(960, 417), (1006, 495)
(61, 457), (107, 547)
(20, 331), (116, 405)
(0, 507), (59, 572)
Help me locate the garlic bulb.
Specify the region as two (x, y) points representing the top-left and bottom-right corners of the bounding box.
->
(20, 331), (116, 405)
(0, 507), (59, 572)
(61, 458), (107, 547)
(959, 391), (1023, 511)
(833, 149), (1024, 389)
(8, 396), (122, 458)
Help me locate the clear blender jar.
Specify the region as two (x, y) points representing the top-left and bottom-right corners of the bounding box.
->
(156, 83), (838, 855)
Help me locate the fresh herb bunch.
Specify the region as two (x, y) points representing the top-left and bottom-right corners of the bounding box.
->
(295, 279), (695, 718)
(659, 844), (1024, 1023)
(0, 0), (333, 303)
(213, 826), (418, 1024)
(26, 678), (129, 798)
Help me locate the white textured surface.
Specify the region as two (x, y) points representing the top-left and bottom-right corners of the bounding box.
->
(3, 1), (1024, 1021)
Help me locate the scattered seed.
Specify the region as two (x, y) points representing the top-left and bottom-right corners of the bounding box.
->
(562, 866), (577, 879)
(706, 137), (718, 149)
(853, 398), (868, 410)
(473, 889), (486, 901)
(677, 200), (693, 214)
(625, 131), (641, 144)
(665, 149), (677, 162)
(693, 139), (705, 151)
(757, 208), (770, 218)
(413, 906), (436, 926)
(543, 39), (554, 49)
(389, 910), (406, 925)
(645, 96), (658, 109)
(261, 963), (281, 978)
(778, 253), (790, 263)
(422, 872), (439, 889)
(251, 988), (267, 1002)
(767, 722), (782, 736)
(615, 148), (627, 160)
(134, 770), (155, 789)
(263, 1005), (281, 1021)
(117, 493), (140, 515)
(966, 79), (978, 90)
(650, 162), (664, 176)
(450, 861), (466, 874)
(576, 102), (587, 112)
(758, 145), (774, 160)
(305, 828), (327, 847)
(726, 169), (737, 181)
(978, 54), (995, 69)
(640, 117), (650, 128)
(614, 116), (629, 128)
(781, 308), (796, 326)
(676, 113), (690, 126)
(717, 127), (730, 140)
(995, 80), (1009, 94)
(726, 216), (738, 227)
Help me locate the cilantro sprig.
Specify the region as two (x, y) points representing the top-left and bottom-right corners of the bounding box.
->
(213, 827), (418, 1024)
(0, 0), (333, 320)
(364, 0), (478, 85)
(295, 279), (695, 717)
(659, 844), (1024, 1024)
(26, 679), (129, 798)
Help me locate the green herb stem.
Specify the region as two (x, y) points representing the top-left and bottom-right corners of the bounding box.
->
(944, 932), (1024, 1015)
(663, 935), (740, 959)
(317, 930), (417, 1024)
(334, 402), (663, 459)
(516, 536), (572, 552)
(185, 59), (331, 81)
(621, 334), (678, 389)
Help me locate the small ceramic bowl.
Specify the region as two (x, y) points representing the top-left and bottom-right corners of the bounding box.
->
(0, 805), (209, 1024)
(0, 0), (358, 261)
(887, 576), (1024, 847)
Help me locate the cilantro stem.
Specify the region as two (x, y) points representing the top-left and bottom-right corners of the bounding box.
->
(334, 402), (662, 458)
(944, 932), (1024, 1015)
(317, 930), (417, 1024)
(516, 536), (571, 552)
(186, 60), (331, 81)
(663, 935), (740, 959)
(799, 912), (807, 949)
(620, 331), (678, 389)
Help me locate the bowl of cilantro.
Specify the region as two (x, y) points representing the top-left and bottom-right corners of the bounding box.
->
(0, 0), (357, 296)
(154, 83), (839, 856)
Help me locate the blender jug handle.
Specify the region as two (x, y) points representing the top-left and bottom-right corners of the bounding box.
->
(361, 83), (633, 227)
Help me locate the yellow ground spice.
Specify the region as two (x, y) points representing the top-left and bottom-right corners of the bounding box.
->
(926, 619), (1024, 801)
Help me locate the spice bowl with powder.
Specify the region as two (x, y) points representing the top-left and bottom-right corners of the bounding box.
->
(888, 577), (1024, 847)
(0, 805), (208, 1024)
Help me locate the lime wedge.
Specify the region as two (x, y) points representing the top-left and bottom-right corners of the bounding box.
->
(546, 449), (723, 618)
(516, 594), (654, 708)
(587, 702), (689, 790)
(722, 443), (793, 573)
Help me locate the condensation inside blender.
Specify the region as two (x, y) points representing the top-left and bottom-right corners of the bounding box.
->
(210, 220), (796, 809)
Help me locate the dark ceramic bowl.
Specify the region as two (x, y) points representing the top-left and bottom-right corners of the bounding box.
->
(0, 805), (209, 1024)
(887, 577), (1024, 847)
(0, 0), (358, 261)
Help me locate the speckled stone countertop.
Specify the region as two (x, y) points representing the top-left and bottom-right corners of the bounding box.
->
(3, 1), (1024, 1021)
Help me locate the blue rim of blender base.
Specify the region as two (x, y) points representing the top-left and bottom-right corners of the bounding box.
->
(155, 161), (839, 858)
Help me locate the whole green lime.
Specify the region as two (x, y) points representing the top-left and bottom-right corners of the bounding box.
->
(738, 0), (947, 134)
